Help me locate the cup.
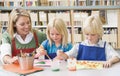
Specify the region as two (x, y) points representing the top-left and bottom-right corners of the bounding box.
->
(51, 60), (60, 71)
(67, 58), (77, 71)
(18, 56), (34, 70)
(59, 60), (66, 70)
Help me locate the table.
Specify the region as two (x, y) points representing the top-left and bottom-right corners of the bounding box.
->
(0, 61), (120, 76)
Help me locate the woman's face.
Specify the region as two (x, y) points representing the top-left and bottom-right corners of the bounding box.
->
(85, 33), (99, 44)
(49, 27), (62, 44)
(15, 16), (31, 37)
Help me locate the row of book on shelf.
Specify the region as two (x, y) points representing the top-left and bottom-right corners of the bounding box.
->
(0, 0), (120, 7)
(0, 10), (89, 26)
(0, 10), (118, 27)
(0, 10), (118, 48)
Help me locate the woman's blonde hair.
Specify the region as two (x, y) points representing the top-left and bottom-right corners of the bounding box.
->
(83, 15), (103, 39)
(46, 18), (68, 47)
(7, 8), (32, 38)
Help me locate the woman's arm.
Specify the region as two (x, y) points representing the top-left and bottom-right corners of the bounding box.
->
(3, 55), (18, 64)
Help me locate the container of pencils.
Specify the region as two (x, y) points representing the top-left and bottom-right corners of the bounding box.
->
(67, 58), (77, 71)
(18, 53), (34, 70)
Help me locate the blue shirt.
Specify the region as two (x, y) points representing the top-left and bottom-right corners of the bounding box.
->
(42, 40), (73, 53)
(41, 40), (73, 59)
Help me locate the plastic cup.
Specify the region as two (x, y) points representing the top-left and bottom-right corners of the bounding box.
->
(51, 60), (60, 71)
(67, 58), (77, 71)
(18, 56), (34, 70)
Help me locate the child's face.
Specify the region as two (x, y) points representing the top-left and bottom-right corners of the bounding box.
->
(85, 33), (99, 44)
(49, 27), (62, 44)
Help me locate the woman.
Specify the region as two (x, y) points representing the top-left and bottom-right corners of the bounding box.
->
(0, 8), (46, 64)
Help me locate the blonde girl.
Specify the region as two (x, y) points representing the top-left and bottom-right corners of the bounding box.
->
(36, 18), (72, 59)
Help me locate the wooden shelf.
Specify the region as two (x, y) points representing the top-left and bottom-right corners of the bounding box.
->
(32, 25), (72, 28)
(0, 6), (120, 11)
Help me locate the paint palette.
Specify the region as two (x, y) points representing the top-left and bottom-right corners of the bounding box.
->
(34, 59), (52, 67)
(76, 61), (103, 69)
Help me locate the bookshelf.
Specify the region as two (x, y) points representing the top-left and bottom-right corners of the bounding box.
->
(0, 0), (120, 49)
(0, 6), (120, 11)
(118, 9), (120, 49)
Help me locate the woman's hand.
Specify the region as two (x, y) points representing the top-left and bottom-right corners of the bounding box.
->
(4, 55), (18, 64)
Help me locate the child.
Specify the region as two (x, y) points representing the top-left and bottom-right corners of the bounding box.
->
(35, 18), (72, 59)
(56, 15), (120, 68)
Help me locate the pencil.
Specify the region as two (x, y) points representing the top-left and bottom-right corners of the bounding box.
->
(46, 54), (52, 61)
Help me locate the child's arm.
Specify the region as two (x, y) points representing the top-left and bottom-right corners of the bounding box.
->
(103, 56), (120, 68)
(104, 43), (120, 68)
(55, 44), (79, 60)
(55, 51), (69, 60)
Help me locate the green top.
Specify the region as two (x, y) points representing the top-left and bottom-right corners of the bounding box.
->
(2, 30), (47, 49)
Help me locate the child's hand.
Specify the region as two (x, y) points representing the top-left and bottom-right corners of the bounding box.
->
(103, 61), (112, 68)
(57, 50), (63, 56)
(56, 50), (64, 59)
(55, 50), (67, 60)
(35, 49), (47, 58)
(40, 49), (47, 55)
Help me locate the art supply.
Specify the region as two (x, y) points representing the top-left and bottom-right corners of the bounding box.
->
(20, 50), (24, 57)
(67, 58), (77, 71)
(46, 54), (52, 61)
(18, 56), (34, 70)
(37, 61), (46, 64)
(41, 48), (52, 61)
(18, 51), (35, 70)
(34, 59), (51, 67)
(51, 60), (60, 72)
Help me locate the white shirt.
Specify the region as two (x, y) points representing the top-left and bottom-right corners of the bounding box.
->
(66, 40), (120, 60)
(14, 32), (33, 44)
(0, 32), (34, 64)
